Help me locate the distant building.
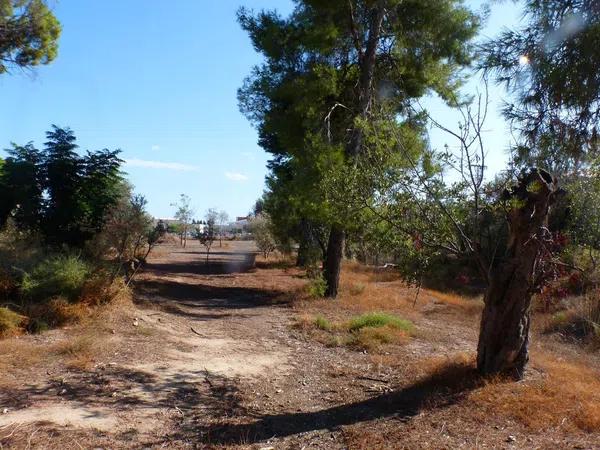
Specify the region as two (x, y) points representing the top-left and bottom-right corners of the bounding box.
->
(222, 216), (250, 235)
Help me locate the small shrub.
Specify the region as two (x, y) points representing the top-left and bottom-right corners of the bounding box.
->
(0, 307), (27, 337)
(314, 315), (333, 331)
(545, 291), (600, 346)
(306, 275), (327, 298)
(21, 255), (91, 302)
(46, 297), (89, 325)
(347, 312), (414, 333)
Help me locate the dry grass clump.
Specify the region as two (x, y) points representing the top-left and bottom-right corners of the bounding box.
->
(338, 273), (412, 312)
(0, 307), (27, 337)
(545, 291), (600, 348)
(400, 352), (600, 433)
(0, 338), (47, 373)
(52, 333), (102, 369)
(425, 289), (484, 314)
(27, 297), (90, 330)
(351, 325), (411, 351)
(470, 353), (600, 432)
(334, 262), (481, 316)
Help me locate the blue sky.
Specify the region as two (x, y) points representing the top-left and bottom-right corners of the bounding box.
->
(1, 0), (522, 220)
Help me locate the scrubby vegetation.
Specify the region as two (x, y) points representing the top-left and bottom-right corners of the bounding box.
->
(0, 126), (165, 337)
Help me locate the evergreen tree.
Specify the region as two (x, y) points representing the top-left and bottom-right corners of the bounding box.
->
(0, 0), (61, 73)
(42, 125), (84, 245)
(0, 143), (44, 230)
(239, 0), (479, 296)
(480, 0), (600, 173)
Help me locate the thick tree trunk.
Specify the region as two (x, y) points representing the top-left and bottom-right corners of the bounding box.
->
(323, 225), (345, 298)
(477, 168), (558, 379)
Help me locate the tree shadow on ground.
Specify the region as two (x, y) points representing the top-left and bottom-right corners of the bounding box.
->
(0, 366), (247, 423)
(144, 257), (256, 276)
(175, 362), (486, 445)
(135, 279), (287, 315)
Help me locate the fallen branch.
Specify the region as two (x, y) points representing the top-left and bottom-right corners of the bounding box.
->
(190, 327), (203, 337)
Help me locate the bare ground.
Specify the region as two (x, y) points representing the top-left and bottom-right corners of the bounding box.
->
(0, 240), (599, 449)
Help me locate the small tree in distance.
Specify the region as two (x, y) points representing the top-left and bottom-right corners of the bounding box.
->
(196, 209), (217, 264)
(249, 213), (276, 259)
(217, 210), (229, 247)
(171, 194), (194, 248)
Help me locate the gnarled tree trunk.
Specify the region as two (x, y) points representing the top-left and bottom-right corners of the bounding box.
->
(477, 168), (558, 379)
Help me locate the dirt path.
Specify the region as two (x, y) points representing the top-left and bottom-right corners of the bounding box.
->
(0, 241), (309, 447)
(1, 240), (599, 449)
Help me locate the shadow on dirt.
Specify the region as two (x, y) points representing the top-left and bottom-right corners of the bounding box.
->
(135, 279), (287, 320)
(174, 362), (485, 445)
(0, 365), (246, 419)
(144, 254), (257, 276)
(133, 247), (289, 319)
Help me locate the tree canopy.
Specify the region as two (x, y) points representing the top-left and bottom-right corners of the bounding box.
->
(480, 0), (600, 173)
(0, 126), (124, 247)
(238, 0), (480, 296)
(0, 0), (61, 73)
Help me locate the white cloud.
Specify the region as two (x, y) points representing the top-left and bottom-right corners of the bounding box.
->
(225, 171), (248, 181)
(151, 145), (160, 151)
(125, 158), (199, 172)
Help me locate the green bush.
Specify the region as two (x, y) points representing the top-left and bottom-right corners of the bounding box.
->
(0, 307), (26, 337)
(21, 255), (91, 302)
(306, 275), (327, 298)
(347, 312), (413, 333)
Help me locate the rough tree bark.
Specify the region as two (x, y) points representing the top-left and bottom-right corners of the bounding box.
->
(477, 168), (558, 379)
(324, 225), (345, 297)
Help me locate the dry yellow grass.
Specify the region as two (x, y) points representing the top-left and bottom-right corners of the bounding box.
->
(423, 289), (484, 314)
(351, 325), (411, 351)
(418, 351), (600, 433)
(471, 353), (600, 432)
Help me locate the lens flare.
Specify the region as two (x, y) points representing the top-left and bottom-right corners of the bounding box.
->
(518, 54), (530, 65)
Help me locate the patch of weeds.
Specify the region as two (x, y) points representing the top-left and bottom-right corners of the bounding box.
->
(347, 312), (414, 333)
(53, 334), (99, 369)
(550, 311), (569, 327)
(314, 315), (333, 331)
(54, 334), (95, 356)
(348, 325), (410, 351)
